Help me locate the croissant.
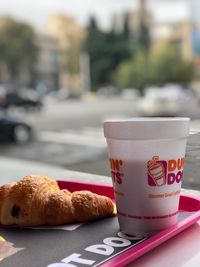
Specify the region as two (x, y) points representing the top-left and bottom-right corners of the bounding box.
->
(0, 175), (116, 227)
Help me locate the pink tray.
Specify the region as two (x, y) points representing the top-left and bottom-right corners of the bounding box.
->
(58, 180), (200, 267)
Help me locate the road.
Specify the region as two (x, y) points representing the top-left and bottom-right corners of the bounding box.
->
(1, 96), (200, 189)
(0, 97), (137, 176)
(31, 97), (136, 131)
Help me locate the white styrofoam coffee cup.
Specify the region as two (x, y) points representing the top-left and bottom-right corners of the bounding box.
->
(104, 117), (190, 237)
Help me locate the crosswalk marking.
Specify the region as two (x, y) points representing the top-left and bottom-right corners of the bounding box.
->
(39, 127), (106, 148)
(39, 127), (199, 148)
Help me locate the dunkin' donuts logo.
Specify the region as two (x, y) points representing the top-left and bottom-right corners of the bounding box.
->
(109, 158), (124, 185)
(148, 156), (184, 186)
(109, 159), (125, 196)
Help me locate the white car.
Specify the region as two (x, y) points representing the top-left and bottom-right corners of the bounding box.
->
(137, 85), (195, 117)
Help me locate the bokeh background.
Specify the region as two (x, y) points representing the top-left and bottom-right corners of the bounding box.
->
(0, 0), (200, 189)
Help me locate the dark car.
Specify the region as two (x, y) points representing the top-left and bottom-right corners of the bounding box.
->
(0, 110), (32, 144)
(5, 92), (42, 110)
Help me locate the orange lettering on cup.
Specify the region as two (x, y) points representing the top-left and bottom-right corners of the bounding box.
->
(168, 160), (176, 172)
(109, 159), (123, 171)
(177, 158), (184, 170)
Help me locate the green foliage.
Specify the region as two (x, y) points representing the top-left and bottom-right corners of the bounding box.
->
(149, 46), (194, 85)
(0, 17), (38, 82)
(115, 45), (195, 91)
(137, 19), (151, 52)
(83, 15), (193, 92)
(115, 51), (149, 90)
(83, 17), (132, 91)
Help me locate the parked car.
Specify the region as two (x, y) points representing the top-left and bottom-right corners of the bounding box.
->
(137, 85), (196, 117)
(0, 109), (32, 144)
(47, 88), (81, 102)
(5, 91), (42, 110)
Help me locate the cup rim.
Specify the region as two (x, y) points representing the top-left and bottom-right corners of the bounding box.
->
(104, 117), (190, 123)
(103, 117), (191, 140)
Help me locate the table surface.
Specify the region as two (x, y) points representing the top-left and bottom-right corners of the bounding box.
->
(0, 134), (200, 266)
(0, 183), (199, 267)
(127, 221), (200, 267)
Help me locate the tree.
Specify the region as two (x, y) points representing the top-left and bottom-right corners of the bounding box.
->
(115, 45), (194, 92)
(83, 16), (131, 90)
(114, 51), (149, 91)
(0, 17), (38, 85)
(137, 19), (150, 53)
(149, 45), (194, 86)
(122, 12), (130, 41)
(83, 17), (103, 90)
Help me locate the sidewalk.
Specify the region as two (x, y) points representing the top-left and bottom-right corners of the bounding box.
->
(1, 155), (200, 197)
(1, 130), (200, 190)
(0, 156), (111, 186)
(1, 155), (200, 198)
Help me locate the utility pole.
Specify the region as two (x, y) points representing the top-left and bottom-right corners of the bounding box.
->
(140, 0), (146, 10)
(80, 53), (91, 94)
(139, 0), (148, 27)
(138, 0), (150, 52)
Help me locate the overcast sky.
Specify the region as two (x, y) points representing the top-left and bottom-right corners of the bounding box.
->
(0, 0), (196, 30)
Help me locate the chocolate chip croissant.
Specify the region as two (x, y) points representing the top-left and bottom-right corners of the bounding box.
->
(0, 175), (116, 227)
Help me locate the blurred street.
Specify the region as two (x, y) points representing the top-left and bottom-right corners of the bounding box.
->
(0, 97), (136, 175)
(1, 1), (200, 190)
(1, 96), (200, 190)
(1, 4), (200, 266)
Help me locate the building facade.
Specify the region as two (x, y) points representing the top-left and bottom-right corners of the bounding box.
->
(44, 14), (86, 93)
(34, 33), (60, 92)
(0, 16), (60, 91)
(151, 21), (194, 61)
